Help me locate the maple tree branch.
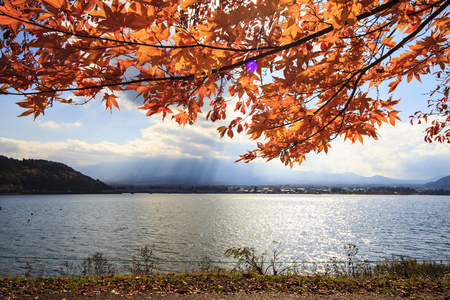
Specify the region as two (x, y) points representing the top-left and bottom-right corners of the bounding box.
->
(267, 0), (450, 132)
(179, 77), (207, 109)
(167, 0), (402, 72)
(0, 10), (268, 53)
(216, 0), (405, 74)
(409, 0), (447, 16)
(279, 0), (450, 152)
(400, 45), (450, 79)
(266, 71), (359, 130)
(2, 0), (449, 160)
(344, 21), (393, 40)
(4, 0), (402, 97)
(360, 0), (450, 74)
(290, 72), (366, 147)
(5, 0), (444, 102)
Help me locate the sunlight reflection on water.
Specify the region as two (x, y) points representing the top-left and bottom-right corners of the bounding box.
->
(0, 194), (448, 275)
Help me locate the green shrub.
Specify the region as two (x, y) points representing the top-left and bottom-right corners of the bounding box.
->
(129, 245), (158, 275)
(224, 241), (293, 275)
(325, 244), (372, 278)
(374, 256), (450, 279)
(80, 252), (116, 276)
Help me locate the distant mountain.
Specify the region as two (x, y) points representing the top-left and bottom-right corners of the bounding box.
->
(425, 175), (450, 190)
(75, 156), (434, 187)
(0, 155), (113, 194)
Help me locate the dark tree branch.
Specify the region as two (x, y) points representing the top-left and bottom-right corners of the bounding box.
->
(3, 0), (434, 99)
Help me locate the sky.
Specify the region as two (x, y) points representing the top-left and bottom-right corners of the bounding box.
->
(0, 72), (449, 182)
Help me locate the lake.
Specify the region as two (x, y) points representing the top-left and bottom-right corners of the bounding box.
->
(0, 194), (449, 276)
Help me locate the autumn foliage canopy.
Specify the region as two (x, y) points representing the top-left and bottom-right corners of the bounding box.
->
(0, 0), (449, 166)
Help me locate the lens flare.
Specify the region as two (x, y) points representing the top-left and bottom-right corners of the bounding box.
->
(246, 60), (258, 72)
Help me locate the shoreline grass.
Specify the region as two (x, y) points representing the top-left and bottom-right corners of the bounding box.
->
(2, 244), (448, 298)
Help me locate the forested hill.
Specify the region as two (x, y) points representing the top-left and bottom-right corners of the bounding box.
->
(0, 155), (113, 194)
(425, 175), (450, 190)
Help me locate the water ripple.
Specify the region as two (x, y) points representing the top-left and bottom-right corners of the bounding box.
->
(0, 194), (448, 276)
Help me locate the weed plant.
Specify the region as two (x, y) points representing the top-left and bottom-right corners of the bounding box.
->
(129, 244), (158, 275)
(18, 243), (450, 280)
(374, 255), (450, 279)
(80, 252), (116, 276)
(325, 244), (373, 278)
(24, 260), (47, 278)
(224, 241), (295, 275)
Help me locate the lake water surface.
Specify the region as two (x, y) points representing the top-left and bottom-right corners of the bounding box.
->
(0, 194), (449, 276)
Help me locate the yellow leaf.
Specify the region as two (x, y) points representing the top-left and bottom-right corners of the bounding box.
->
(104, 94), (119, 113)
(174, 110), (189, 127)
(346, 12), (358, 26)
(407, 72), (413, 83)
(137, 46), (160, 65)
(0, 15), (14, 25)
(388, 79), (401, 93)
(17, 109), (35, 117)
(382, 36), (396, 48)
(414, 72), (422, 83)
(180, 0), (198, 11)
(35, 13), (54, 22)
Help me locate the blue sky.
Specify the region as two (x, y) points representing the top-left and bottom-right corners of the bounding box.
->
(0, 72), (449, 181)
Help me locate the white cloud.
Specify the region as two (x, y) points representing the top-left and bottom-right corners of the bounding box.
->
(1, 106), (448, 180)
(0, 137), (126, 166)
(38, 121), (83, 129)
(0, 117), (248, 166)
(295, 121), (449, 179)
(139, 116), (253, 157)
(115, 90), (144, 111)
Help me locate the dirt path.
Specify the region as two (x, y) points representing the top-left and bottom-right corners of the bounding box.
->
(12, 292), (449, 300)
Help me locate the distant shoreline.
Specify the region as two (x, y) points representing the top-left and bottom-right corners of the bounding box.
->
(107, 183), (450, 195)
(2, 156), (448, 196)
(3, 186), (447, 196)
